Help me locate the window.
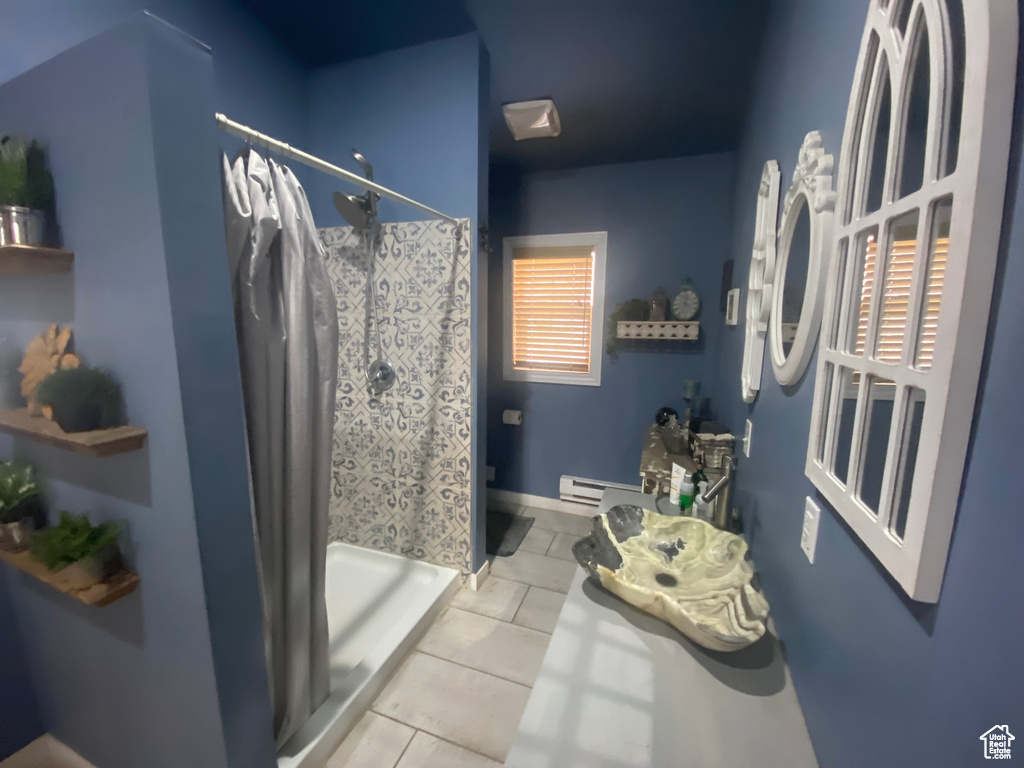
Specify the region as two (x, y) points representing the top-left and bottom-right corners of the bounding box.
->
(503, 232), (607, 386)
(805, 0), (1016, 602)
(853, 226), (947, 366)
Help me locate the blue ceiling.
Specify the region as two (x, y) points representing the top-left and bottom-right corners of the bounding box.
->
(235, 0), (771, 172)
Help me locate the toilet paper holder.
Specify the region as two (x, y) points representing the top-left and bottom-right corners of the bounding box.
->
(502, 409), (523, 425)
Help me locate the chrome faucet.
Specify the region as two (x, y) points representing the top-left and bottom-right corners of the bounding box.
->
(701, 455), (735, 529)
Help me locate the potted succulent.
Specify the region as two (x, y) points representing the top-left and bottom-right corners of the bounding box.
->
(30, 512), (125, 590)
(0, 135), (55, 246)
(0, 461), (45, 552)
(33, 366), (124, 433)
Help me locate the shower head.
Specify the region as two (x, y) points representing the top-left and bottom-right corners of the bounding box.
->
(351, 150), (377, 218)
(333, 190), (369, 230)
(351, 150), (374, 182)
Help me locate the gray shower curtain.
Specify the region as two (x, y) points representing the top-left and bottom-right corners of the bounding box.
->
(221, 150), (338, 747)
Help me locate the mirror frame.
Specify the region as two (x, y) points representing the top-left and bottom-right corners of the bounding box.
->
(741, 160), (781, 402)
(770, 131), (835, 386)
(804, 0), (1017, 603)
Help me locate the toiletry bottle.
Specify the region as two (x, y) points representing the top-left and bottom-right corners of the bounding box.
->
(692, 481), (711, 523)
(669, 463), (685, 507)
(678, 473), (695, 514)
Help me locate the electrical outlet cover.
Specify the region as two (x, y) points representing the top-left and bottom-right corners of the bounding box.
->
(743, 419), (753, 458)
(801, 497), (820, 564)
(486, 465), (496, 482)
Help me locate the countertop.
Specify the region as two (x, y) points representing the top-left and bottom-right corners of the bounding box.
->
(639, 424), (697, 489)
(504, 490), (819, 768)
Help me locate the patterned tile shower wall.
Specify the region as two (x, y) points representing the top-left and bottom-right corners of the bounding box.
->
(320, 219), (472, 573)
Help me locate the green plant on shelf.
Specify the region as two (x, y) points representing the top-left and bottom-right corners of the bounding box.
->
(34, 366), (125, 432)
(606, 298), (651, 362)
(0, 135), (55, 211)
(30, 512), (123, 572)
(0, 461), (43, 525)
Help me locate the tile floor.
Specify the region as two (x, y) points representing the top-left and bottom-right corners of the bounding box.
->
(325, 505), (590, 768)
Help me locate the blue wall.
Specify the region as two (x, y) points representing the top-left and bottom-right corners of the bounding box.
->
(143, 18), (277, 768)
(711, 2), (1024, 766)
(0, 0), (309, 156)
(487, 153), (736, 497)
(0, 577), (43, 758)
(0, 16), (273, 768)
(473, 44), (491, 570)
(309, 34), (490, 569)
(308, 33), (485, 226)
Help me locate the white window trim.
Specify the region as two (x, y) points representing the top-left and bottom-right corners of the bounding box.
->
(502, 231), (607, 386)
(805, 0), (1017, 603)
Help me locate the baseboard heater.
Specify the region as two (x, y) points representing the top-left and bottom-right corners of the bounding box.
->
(558, 475), (642, 507)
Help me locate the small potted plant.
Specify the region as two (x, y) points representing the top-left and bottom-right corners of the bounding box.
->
(30, 512), (125, 590)
(33, 366), (125, 433)
(0, 461), (45, 551)
(606, 298), (651, 361)
(0, 135), (55, 246)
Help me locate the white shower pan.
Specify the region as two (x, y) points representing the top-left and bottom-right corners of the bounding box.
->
(276, 542), (460, 768)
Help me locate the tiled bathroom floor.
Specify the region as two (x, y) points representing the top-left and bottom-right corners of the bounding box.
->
(325, 506), (591, 768)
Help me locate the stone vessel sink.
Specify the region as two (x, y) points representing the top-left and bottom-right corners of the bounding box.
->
(573, 505), (769, 652)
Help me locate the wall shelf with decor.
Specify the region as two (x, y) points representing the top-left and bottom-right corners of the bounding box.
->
(0, 548), (138, 607)
(0, 408), (147, 457)
(616, 321), (699, 341)
(0, 244), (74, 275)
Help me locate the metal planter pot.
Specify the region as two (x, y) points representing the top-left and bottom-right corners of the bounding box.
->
(0, 519), (35, 552)
(0, 206), (45, 246)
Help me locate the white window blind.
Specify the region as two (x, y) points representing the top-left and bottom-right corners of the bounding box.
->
(510, 245), (595, 374)
(855, 232), (947, 367)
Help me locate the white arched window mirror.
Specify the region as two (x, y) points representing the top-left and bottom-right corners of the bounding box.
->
(741, 160), (780, 402)
(806, 0), (1017, 602)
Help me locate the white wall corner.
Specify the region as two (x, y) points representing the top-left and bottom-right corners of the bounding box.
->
(468, 558), (491, 591)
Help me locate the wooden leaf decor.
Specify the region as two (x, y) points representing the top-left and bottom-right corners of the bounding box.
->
(18, 323), (81, 417)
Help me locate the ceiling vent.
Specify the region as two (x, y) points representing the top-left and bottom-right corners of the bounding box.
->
(502, 99), (562, 140)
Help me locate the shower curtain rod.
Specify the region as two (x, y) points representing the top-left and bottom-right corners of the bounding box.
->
(215, 113), (463, 235)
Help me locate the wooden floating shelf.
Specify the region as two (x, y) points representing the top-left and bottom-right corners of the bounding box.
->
(0, 244), (74, 275)
(617, 321), (700, 341)
(0, 409), (147, 457)
(0, 549), (139, 607)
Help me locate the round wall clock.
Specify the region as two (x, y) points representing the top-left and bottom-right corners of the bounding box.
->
(671, 282), (701, 321)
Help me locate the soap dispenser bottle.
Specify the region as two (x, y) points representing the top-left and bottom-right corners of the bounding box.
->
(692, 480), (712, 523)
(678, 473), (695, 514)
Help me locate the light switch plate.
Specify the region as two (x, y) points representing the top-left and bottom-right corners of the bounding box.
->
(801, 497), (820, 564)
(725, 288), (741, 325)
(742, 419), (753, 458)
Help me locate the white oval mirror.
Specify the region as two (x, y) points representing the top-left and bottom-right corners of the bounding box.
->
(770, 131), (835, 386)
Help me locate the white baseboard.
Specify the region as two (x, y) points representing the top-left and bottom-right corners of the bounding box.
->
(487, 488), (597, 518)
(468, 558), (490, 591)
(1, 735), (97, 768)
